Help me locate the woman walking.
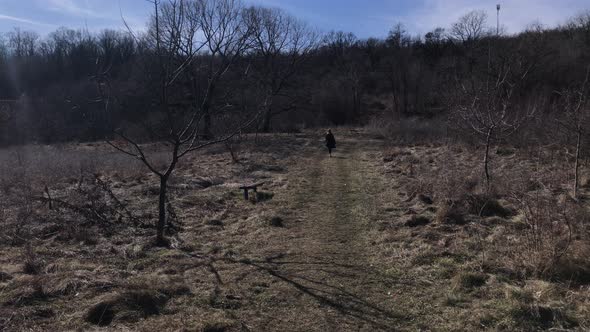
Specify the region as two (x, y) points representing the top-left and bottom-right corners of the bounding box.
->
(325, 129), (336, 157)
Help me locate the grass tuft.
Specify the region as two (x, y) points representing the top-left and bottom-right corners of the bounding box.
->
(0, 271), (13, 282)
(85, 290), (169, 326)
(454, 271), (488, 290)
(435, 202), (466, 225)
(269, 216), (284, 227)
(405, 215), (431, 227)
(255, 191), (274, 202)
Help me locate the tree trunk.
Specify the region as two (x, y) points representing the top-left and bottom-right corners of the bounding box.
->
(574, 128), (581, 199)
(352, 85), (361, 118)
(261, 106), (272, 133)
(484, 127), (493, 190)
(201, 81), (216, 140)
(402, 72), (409, 114)
(157, 175), (168, 245)
(203, 111), (212, 140)
(391, 94), (398, 119)
(352, 86), (358, 116)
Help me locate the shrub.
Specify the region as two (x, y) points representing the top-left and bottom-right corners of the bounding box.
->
(417, 194), (433, 205)
(367, 116), (448, 144)
(203, 321), (233, 332)
(269, 216), (284, 227)
(406, 215), (431, 227)
(22, 246), (44, 275)
(453, 271), (488, 290)
(0, 271), (12, 282)
(255, 191), (274, 202)
(510, 194), (583, 280)
(85, 290), (169, 326)
(508, 304), (578, 330)
(435, 202), (466, 225)
(466, 195), (513, 218)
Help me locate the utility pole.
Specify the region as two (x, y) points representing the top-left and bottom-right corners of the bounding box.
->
(496, 4), (501, 36)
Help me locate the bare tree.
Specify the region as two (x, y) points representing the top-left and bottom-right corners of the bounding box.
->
(243, 6), (318, 132)
(7, 28), (39, 58)
(556, 66), (590, 199)
(454, 48), (537, 188)
(323, 31), (357, 55)
(322, 31), (366, 118)
(566, 10), (590, 47)
(97, 0), (259, 245)
(384, 23), (414, 117)
(188, 0), (254, 138)
(450, 10), (490, 44)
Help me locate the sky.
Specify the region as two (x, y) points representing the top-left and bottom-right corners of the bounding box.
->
(0, 0), (588, 39)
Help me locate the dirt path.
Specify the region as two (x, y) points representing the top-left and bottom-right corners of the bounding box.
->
(246, 131), (402, 331)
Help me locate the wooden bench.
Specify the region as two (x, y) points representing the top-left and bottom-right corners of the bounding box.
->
(239, 182), (264, 200)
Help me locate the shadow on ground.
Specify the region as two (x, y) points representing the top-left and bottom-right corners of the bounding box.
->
(219, 253), (403, 330)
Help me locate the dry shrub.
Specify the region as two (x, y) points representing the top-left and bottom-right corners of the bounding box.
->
(506, 302), (578, 330)
(85, 290), (169, 326)
(405, 179), (432, 202)
(429, 153), (513, 224)
(4, 276), (47, 306)
(435, 202), (467, 225)
(0, 271), (12, 282)
(269, 216), (284, 227)
(433, 193), (511, 225)
(435, 194), (510, 224)
(465, 195), (513, 218)
(43, 175), (140, 227)
(254, 191), (274, 203)
(202, 319), (235, 332)
(367, 116), (448, 144)
(417, 194), (433, 205)
(430, 150), (480, 201)
(22, 245), (44, 275)
(0, 144), (144, 251)
(44, 276), (88, 297)
(3, 197), (35, 246)
(383, 147), (412, 162)
(406, 215), (431, 227)
(0, 144), (149, 190)
(453, 271), (488, 290)
(550, 241), (590, 284)
(508, 194), (586, 281)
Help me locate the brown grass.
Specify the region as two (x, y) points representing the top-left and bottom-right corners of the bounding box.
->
(373, 130), (590, 330)
(1, 129), (589, 331)
(0, 133), (312, 331)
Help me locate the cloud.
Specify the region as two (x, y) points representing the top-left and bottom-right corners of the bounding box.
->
(44, 0), (105, 18)
(378, 0), (589, 35)
(0, 14), (55, 27)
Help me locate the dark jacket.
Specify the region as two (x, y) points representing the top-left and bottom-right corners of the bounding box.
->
(325, 132), (336, 149)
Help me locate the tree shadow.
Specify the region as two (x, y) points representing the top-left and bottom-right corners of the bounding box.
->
(221, 254), (405, 330)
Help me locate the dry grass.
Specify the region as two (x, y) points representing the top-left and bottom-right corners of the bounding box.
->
(1, 129), (589, 331)
(0, 133), (308, 331)
(376, 136), (590, 330)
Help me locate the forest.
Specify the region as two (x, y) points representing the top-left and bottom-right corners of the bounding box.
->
(0, 5), (587, 146)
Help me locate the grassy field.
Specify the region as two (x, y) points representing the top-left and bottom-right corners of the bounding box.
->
(1, 129), (589, 331)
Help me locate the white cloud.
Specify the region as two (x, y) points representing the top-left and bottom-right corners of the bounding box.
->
(43, 0), (105, 18)
(0, 14), (54, 27)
